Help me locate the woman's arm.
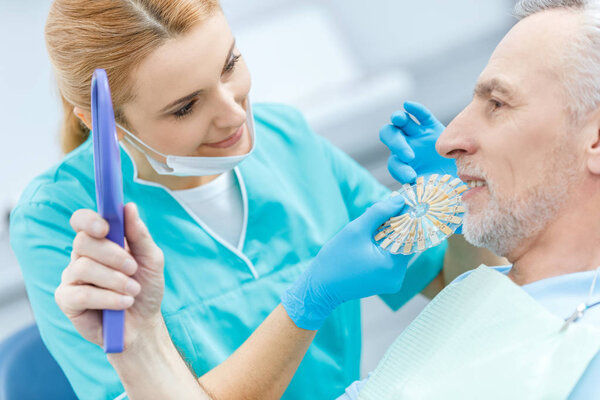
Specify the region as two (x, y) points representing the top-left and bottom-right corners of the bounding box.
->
(106, 305), (314, 400)
(108, 318), (212, 399)
(61, 197), (412, 399)
(62, 203), (319, 399)
(200, 306), (316, 399)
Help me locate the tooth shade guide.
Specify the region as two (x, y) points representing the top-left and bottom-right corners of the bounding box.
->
(386, 214), (410, 225)
(416, 177), (425, 202)
(448, 185), (468, 197)
(448, 178), (462, 187)
(403, 184), (418, 206)
(417, 220), (426, 251)
(386, 216), (411, 230)
(380, 238), (393, 249)
(374, 174), (466, 255)
(429, 212), (462, 225)
(383, 220), (412, 251)
(374, 231), (388, 242)
(378, 218), (411, 239)
(425, 214), (453, 236)
(421, 174), (440, 203)
(428, 197), (460, 207)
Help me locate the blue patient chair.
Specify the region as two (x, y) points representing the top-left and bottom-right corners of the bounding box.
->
(0, 324), (77, 400)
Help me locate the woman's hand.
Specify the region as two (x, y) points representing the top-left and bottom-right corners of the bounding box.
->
(55, 202), (165, 349)
(379, 101), (456, 183)
(281, 196), (411, 330)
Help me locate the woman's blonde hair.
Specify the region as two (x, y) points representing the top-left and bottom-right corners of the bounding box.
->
(45, 0), (221, 154)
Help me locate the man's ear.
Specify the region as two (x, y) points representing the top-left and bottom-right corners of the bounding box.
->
(586, 107), (600, 175)
(73, 107), (92, 131)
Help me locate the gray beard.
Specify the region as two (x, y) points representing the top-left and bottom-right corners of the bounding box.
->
(462, 183), (562, 256)
(461, 144), (579, 257)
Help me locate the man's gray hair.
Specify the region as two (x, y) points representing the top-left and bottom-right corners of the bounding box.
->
(514, 0), (600, 123)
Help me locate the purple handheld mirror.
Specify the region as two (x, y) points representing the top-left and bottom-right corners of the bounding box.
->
(91, 69), (125, 353)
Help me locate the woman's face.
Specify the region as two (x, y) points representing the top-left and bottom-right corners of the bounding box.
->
(120, 12), (252, 160)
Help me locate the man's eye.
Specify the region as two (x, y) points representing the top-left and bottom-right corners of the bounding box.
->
(489, 99), (504, 111)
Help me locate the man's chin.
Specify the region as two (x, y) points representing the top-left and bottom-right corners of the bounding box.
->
(461, 213), (514, 257)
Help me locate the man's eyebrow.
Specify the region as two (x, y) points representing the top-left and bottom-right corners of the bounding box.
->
(159, 39), (236, 114)
(474, 78), (515, 99)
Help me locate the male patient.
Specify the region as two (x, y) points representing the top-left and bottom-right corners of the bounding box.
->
(342, 0), (600, 398)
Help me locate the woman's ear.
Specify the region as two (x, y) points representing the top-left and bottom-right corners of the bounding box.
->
(73, 107), (92, 131)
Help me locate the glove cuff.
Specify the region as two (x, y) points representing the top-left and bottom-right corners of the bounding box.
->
(281, 272), (336, 331)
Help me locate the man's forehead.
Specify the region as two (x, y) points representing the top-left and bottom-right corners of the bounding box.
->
(474, 10), (583, 100)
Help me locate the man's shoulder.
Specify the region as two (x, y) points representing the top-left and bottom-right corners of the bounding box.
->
(569, 350), (600, 399)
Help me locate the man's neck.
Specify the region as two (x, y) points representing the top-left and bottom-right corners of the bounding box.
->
(507, 192), (600, 286)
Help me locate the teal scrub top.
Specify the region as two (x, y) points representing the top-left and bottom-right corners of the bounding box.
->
(9, 103), (447, 400)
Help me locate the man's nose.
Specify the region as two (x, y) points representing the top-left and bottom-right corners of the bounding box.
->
(436, 104), (478, 159)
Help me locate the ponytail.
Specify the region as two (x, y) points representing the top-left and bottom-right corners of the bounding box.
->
(59, 93), (89, 154)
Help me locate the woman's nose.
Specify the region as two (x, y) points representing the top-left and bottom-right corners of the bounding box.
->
(211, 87), (247, 129)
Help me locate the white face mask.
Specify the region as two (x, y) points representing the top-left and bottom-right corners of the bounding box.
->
(119, 101), (255, 176)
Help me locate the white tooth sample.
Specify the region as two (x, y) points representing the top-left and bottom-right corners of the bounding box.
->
(403, 183), (418, 206)
(421, 174), (438, 202)
(449, 178), (463, 187)
(374, 174), (466, 255)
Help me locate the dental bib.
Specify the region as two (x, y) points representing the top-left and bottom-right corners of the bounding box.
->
(358, 266), (600, 400)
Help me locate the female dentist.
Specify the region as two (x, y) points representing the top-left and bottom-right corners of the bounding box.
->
(8, 1), (491, 399)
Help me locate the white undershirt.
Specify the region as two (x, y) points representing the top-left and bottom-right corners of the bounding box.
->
(171, 170), (244, 248)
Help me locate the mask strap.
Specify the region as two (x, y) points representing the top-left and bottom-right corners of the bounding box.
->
(117, 123), (168, 160)
(561, 265), (600, 331)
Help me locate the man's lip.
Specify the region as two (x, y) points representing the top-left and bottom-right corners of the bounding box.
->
(462, 185), (485, 201)
(458, 174), (485, 182)
(204, 125), (245, 149)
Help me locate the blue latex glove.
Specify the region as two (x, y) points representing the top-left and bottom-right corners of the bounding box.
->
(380, 101), (462, 234)
(379, 101), (457, 184)
(281, 196), (411, 330)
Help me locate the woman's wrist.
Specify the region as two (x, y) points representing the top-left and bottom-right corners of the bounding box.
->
(107, 316), (207, 399)
(107, 315), (172, 373)
(280, 273), (333, 331)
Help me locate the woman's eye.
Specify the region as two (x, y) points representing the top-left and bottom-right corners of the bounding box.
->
(223, 54), (241, 74)
(173, 101), (195, 119)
